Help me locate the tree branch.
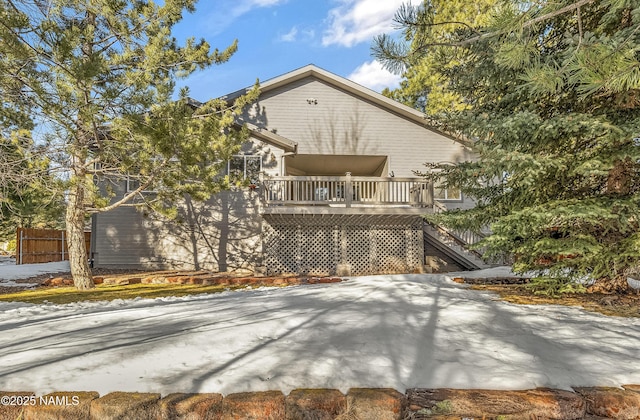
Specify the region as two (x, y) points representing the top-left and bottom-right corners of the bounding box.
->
(458, 0), (597, 46)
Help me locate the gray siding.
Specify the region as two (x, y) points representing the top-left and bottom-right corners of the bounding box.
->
(93, 189), (262, 271)
(242, 76), (476, 211)
(242, 77), (474, 176)
(94, 69), (478, 271)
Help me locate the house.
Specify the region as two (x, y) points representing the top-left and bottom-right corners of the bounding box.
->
(91, 65), (487, 275)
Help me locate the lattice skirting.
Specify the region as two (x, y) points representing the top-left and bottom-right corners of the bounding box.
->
(262, 215), (424, 276)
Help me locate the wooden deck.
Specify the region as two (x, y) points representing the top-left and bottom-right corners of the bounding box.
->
(259, 174), (434, 215)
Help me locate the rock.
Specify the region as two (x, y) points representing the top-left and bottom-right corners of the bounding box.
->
(627, 277), (640, 290)
(574, 387), (640, 419)
(192, 277), (208, 285)
(0, 392), (36, 420)
(101, 277), (117, 285)
(166, 276), (189, 284)
(346, 388), (405, 420)
(285, 389), (346, 420)
(42, 277), (73, 287)
(305, 277), (342, 285)
(159, 393), (222, 420)
(316, 277), (342, 284)
(24, 391), (98, 420)
(220, 391), (285, 420)
(228, 278), (247, 286)
(406, 388), (585, 419)
(623, 385), (640, 393)
(90, 392), (160, 420)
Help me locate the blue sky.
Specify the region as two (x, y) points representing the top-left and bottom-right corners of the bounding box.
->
(171, 0), (413, 100)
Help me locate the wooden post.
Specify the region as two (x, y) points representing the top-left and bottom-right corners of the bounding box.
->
(61, 230), (65, 261)
(427, 181), (434, 206)
(258, 172), (265, 206)
(345, 172), (352, 208)
(18, 229), (23, 265)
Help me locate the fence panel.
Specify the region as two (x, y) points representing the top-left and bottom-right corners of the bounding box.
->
(16, 228), (91, 265)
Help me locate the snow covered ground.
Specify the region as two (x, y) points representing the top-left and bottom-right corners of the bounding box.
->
(0, 256), (13, 266)
(0, 260), (70, 287)
(0, 270), (639, 396)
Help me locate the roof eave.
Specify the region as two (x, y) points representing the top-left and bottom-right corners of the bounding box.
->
(241, 121), (298, 153)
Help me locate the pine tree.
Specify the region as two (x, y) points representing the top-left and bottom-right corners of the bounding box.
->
(378, 0), (497, 115)
(1, 0), (257, 289)
(0, 134), (65, 241)
(375, 0), (640, 294)
(0, 10), (64, 243)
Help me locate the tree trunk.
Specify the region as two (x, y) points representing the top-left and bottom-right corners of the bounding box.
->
(66, 179), (94, 290)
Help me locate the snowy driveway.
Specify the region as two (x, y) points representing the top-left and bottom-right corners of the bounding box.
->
(0, 273), (638, 395)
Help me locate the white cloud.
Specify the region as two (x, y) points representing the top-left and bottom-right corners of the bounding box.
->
(230, 0), (289, 21)
(252, 0), (286, 5)
(279, 26), (298, 42)
(348, 60), (402, 92)
(322, 0), (415, 47)
(199, 0), (289, 36)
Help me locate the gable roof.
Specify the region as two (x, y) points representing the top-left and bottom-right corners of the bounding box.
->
(222, 64), (472, 148)
(225, 65), (422, 121)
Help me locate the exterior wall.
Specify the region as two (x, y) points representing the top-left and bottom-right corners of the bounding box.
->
(262, 215), (424, 276)
(94, 70), (477, 273)
(237, 138), (282, 177)
(93, 187), (263, 272)
(242, 77), (473, 175)
(241, 76), (476, 210)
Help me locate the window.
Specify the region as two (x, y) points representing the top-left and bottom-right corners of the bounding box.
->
(228, 155), (262, 184)
(434, 183), (461, 201)
(126, 175), (156, 193)
(126, 176), (140, 192)
(430, 166), (462, 201)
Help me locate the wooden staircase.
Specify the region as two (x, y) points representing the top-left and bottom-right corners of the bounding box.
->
(423, 222), (493, 270)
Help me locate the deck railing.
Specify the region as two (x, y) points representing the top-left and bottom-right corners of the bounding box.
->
(260, 173), (433, 208)
(431, 201), (512, 265)
(432, 201), (485, 246)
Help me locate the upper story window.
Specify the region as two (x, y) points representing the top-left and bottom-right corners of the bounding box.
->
(126, 176), (157, 193)
(430, 165), (462, 201)
(228, 155), (262, 184)
(434, 182), (461, 201)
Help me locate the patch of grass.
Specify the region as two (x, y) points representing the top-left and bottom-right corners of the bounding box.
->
(433, 400), (453, 414)
(410, 400), (454, 417)
(0, 283), (250, 305)
(471, 284), (640, 318)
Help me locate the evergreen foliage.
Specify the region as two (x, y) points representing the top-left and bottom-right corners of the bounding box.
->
(0, 134), (65, 242)
(0, 11), (64, 243)
(378, 0), (497, 115)
(0, 0), (257, 289)
(375, 0), (640, 293)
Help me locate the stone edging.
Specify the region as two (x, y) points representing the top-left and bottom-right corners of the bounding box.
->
(42, 273), (343, 287)
(1, 386), (639, 419)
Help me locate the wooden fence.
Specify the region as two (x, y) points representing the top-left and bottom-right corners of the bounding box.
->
(15, 228), (91, 265)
